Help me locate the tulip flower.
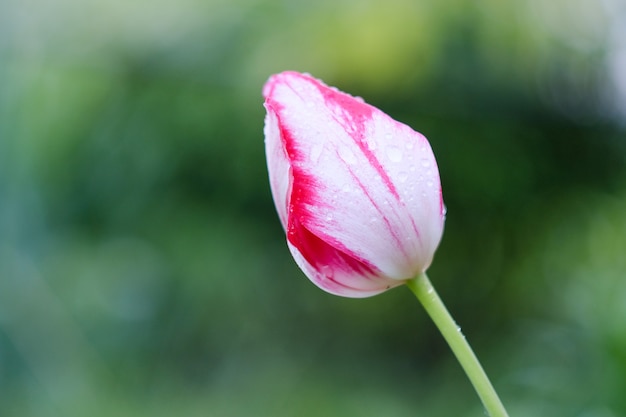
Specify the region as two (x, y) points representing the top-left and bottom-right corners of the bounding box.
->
(262, 71), (509, 417)
(263, 71), (445, 297)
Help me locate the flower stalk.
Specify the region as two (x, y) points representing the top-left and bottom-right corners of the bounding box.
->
(406, 273), (509, 417)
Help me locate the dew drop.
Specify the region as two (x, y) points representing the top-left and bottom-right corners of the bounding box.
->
(320, 265), (333, 279)
(338, 146), (357, 165)
(386, 145), (403, 162)
(420, 159), (431, 168)
(405, 141), (415, 150)
(409, 165), (416, 172)
(310, 143), (323, 164)
(398, 171), (409, 183)
(426, 180), (434, 188)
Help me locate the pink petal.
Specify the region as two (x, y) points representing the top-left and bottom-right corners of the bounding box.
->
(264, 72), (445, 296)
(264, 107), (291, 230)
(287, 217), (402, 297)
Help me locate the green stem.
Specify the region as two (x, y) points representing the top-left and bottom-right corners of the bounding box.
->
(406, 273), (509, 417)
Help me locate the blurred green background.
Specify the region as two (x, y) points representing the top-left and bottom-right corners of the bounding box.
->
(1, 0), (626, 415)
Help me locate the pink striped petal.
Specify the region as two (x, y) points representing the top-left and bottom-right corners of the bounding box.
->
(264, 107), (291, 230)
(264, 71), (445, 297)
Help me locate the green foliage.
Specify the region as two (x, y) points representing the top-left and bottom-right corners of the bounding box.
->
(1, 0), (625, 415)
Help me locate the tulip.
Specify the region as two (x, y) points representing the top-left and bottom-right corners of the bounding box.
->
(262, 71), (510, 417)
(263, 71), (445, 298)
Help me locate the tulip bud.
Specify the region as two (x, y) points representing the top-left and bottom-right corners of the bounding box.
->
(263, 71), (445, 297)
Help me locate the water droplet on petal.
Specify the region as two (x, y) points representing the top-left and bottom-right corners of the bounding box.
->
(338, 146), (357, 165)
(420, 159), (431, 168)
(310, 143), (323, 163)
(398, 171), (409, 182)
(386, 145), (403, 162)
(405, 141), (414, 150)
(320, 265), (333, 279)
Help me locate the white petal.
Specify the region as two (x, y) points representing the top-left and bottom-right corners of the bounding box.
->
(265, 72), (444, 281)
(264, 106), (291, 230)
(287, 240), (403, 298)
